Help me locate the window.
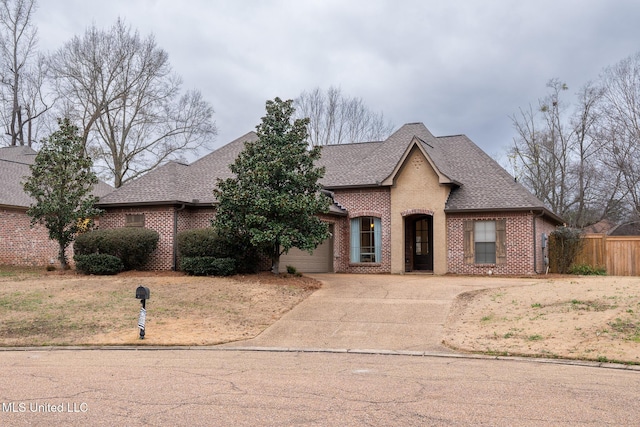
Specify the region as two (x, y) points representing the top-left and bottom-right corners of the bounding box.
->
(474, 221), (496, 264)
(125, 214), (145, 227)
(350, 217), (382, 263)
(464, 219), (506, 265)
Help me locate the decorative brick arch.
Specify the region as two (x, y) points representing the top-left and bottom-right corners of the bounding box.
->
(401, 208), (434, 217)
(348, 210), (382, 219)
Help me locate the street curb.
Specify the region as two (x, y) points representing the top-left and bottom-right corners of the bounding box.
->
(1, 345), (639, 371)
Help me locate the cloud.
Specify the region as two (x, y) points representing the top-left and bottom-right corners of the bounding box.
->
(32, 0), (640, 159)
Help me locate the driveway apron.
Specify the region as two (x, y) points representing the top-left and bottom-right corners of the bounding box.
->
(228, 274), (526, 353)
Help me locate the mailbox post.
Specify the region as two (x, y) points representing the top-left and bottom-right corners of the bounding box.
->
(135, 286), (150, 339)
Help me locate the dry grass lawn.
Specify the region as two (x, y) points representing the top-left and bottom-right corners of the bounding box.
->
(3, 266), (640, 365)
(444, 275), (640, 364)
(0, 266), (320, 346)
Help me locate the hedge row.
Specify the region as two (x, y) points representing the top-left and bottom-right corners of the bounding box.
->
(74, 228), (159, 274)
(74, 254), (124, 275)
(180, 257), (236, 276)
(177, 228), (259, 274)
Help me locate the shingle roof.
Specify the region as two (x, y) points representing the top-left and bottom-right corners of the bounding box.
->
(436, 134), (550, 212)
(98, 132), (257, 206)
(96, 123), (562, 222)
(0, 145), (113, 209)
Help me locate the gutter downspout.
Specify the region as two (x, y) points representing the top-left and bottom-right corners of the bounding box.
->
(173, 204), (186, 271)
(532, 210), (545, 274)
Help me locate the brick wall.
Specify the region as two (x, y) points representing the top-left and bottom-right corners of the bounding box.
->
(100, 206), (176, 270)
(447, 211), (556, 275)
(332, 188), (392, 273)
(177, 206), (215, 232)
(0, 207), (63, 266)
(96, 198), (560, 276)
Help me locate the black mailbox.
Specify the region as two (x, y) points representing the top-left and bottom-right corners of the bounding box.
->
(135, 286), (150, 300)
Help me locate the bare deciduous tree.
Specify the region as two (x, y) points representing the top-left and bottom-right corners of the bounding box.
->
(509, 79), (624, 227)
(599, 52), (640, 217)
(48, 18), (217, 187)
(294, 86), (394, 146)
(510, 79), (573, 217)
(0, 0), (50, 147)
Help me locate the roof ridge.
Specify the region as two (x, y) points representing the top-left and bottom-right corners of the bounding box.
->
(0, 157), (33, 166)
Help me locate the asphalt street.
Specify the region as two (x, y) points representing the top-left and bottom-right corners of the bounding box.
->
(1, 349), (640, 426)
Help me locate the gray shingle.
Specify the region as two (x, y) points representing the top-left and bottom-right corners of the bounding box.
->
(98, 132), (257, 206)
(95, 124), (561, 222)
(1, 145), (112, 209)
(437, 134), (548, 211)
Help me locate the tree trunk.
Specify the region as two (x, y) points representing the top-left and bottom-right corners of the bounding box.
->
(271, 242), (280, 274)
(58, 244), (68, 270)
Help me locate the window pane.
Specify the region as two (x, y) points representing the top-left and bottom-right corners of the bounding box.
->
(125, 214), (145, 227)
(350, 216), (381, 263)
(359, 217), (376, 262)
(475, 242), (496, 264)
(475, 221), (496, 243)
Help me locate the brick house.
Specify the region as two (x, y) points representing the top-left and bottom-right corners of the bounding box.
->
(97, 122), (562, 275)
(0, 145), (112, 266)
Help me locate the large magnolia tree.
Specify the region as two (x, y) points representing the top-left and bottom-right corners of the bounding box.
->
(22, 118), (102, 268)
(213, 98), (330, 273)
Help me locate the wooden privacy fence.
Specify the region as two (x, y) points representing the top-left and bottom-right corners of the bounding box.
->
(573, 234), (640, 276)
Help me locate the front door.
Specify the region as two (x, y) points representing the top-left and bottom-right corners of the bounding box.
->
(413, 217), (433, 271)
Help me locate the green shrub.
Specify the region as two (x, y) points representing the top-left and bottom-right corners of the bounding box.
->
(180, 257), (236, 276)
(177, 228), (260, 274)
(286, 265), (297, 275)
(74, 228), (159, 270)
(569, 263), (607, 276)
(74, 253), (124, 275)
(177, 228), (229, 258)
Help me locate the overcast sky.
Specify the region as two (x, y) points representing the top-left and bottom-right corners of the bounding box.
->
(32, 0), (640, 160)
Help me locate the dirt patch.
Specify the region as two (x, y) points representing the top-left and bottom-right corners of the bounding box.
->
(443, 276), (640, 364)
(0, 268), (320, 346)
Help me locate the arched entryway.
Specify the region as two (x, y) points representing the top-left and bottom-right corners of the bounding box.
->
(404, 214), (434, 272)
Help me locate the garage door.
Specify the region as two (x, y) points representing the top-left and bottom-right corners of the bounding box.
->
(279, 226), (334, 273)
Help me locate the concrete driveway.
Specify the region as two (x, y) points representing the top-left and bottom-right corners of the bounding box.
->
(226, 274), (534, 353)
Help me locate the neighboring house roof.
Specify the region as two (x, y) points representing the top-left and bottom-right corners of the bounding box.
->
(583, 219), (617, 234)
(96, 123), (563, 223)
(609, 221), (640, 236)
(0, 145), (113, 209)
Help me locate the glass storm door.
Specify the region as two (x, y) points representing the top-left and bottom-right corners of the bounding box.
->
(414, 218), (433, 271)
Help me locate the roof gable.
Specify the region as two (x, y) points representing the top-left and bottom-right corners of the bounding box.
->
(381, 136), (457, 186)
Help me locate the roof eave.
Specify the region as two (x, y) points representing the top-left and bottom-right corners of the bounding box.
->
(0, 203), (28, 211)
(97, 200), (215, 209)
(445, 207), (564, 224)
(321, 183), (385, 190)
